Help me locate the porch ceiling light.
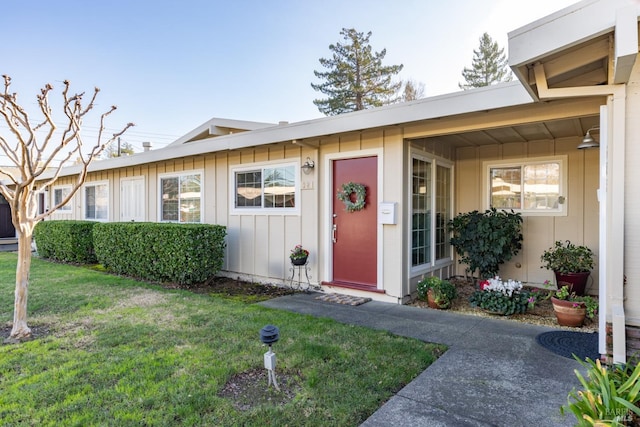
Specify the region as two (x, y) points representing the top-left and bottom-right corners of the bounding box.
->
(578, 126), (600, 149)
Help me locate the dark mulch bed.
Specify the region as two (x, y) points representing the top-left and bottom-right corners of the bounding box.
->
(217, 367), (303, 411)
(163, 276), (298, 302)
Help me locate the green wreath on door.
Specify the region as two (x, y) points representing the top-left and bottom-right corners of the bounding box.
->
(337, 182), (366, 212)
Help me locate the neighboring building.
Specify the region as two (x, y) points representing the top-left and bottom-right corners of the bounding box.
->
(39, 0), (639, 363)
(0, 166), (49, 238)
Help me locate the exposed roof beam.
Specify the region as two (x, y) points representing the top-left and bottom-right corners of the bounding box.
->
(528, 38), (609, 84)
(534, 62), (623, 98)
(537, 122), (554, 140)
(479, 130), (502, 144)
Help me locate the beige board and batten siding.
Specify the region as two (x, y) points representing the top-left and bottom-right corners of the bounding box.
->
(46, 147), (318, 287)
(224, 144), (318, 285)
(454, 135), (600, 292)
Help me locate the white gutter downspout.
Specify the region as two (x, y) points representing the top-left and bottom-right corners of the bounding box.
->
(533, 62), (627, 363)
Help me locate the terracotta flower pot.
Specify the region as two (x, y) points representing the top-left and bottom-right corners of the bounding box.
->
(551, 297), (587, 327)
(427, 289), (449, 310)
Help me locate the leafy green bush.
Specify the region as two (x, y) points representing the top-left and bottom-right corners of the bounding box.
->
(34, 220), (98, 263)
(93, 222), (226, 285)
(561, 357), (640, 426)
(448, 208), (523, 279)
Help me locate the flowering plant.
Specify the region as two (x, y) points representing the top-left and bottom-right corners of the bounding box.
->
(470, 276), (531, 316)
(289, 244), (309, 260)
(553, 285), (599, 320)
(417, 276), (457, 309)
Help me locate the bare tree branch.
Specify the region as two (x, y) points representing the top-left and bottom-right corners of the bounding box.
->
(0, 75), (134, 339)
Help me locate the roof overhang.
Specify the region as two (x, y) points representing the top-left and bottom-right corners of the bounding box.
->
(166, 117), (277, 146)
(508, 0), (639, 100)
(47, 82), (535, 178)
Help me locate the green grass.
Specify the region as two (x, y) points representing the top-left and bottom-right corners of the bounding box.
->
(0, 253), (444, 426)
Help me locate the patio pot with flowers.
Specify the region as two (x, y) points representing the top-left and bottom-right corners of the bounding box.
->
(469, 276), (531, 316)
(417, 276), (457, 309)
(290, 244), (309, 266)
(540, 240), (594, 296)
(551, 285), (598, 327)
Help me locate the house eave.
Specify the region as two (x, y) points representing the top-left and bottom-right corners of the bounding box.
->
(46, 82), (534, 179)
(509, 0), (639, 100)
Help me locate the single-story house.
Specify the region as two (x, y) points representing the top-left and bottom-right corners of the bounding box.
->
(37, 0), (639, 363)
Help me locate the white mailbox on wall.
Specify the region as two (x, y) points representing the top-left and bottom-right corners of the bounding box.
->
(378, 202), (397, 224)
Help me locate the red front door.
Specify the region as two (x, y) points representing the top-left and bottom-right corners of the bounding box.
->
(332, 156), (377, 288)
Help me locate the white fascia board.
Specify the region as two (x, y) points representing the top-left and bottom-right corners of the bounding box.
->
(167, 117), (277, 146)
(508, 0), (636, 68)
(614, 5), (639, 83)
(45, 82), (533, 179)
(167, 82), (533, 153)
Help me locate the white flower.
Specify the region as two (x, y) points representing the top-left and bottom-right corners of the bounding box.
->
(483, 276), (522, 297)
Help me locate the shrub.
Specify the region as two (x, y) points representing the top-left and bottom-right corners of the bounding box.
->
(448, 208), (523, 279)
(34, 220), (98, 263)
(93, 222), (226, 285)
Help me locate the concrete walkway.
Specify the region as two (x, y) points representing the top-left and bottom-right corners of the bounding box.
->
(260, 292), (583, 426)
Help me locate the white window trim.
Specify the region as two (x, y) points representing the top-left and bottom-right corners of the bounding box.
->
(409, 150), (454, 277)
(158, 170), (204, 223)
(52, 185), (72, 212)
(230, 160), (300, 215)
(482, 155), (568, 217)
(83, 180), (109, 221)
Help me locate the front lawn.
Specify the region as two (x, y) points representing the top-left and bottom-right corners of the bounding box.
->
(0, 253), (443, 426)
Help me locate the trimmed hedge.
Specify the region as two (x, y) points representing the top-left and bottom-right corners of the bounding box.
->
(34, 220), (98, 264)
(93, 222), (227, 285)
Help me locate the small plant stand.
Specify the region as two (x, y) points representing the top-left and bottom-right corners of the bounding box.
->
(289, 259), (312, 291)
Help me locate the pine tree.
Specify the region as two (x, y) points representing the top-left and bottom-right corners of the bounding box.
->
(401, 79), (425, 102)
(102, 140), (136, 158)
(459, 33), (512, 90)
(312, 28), (404, 115)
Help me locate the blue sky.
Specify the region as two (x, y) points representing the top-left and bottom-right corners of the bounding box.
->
(2, 0), (576, 152)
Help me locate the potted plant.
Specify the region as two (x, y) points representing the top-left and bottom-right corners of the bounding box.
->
(540, 240), (594, 296)
(290, 244), (309, 265)
(551, 285), (598, 327)
(469, 276), (531, 316)
(417, 276), (457, 309)
(448, 208), (523, 280)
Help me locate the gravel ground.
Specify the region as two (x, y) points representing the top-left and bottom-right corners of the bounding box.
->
(409, 276), (598, 332)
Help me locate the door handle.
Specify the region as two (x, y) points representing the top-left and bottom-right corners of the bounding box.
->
(332, 224), (337, 243)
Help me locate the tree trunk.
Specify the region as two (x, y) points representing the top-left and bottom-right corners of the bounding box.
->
(10, 229), (33, 339)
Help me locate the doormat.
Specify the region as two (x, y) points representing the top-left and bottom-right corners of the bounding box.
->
(536, 331), (599, 361)
(315, 293), (371, 306)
